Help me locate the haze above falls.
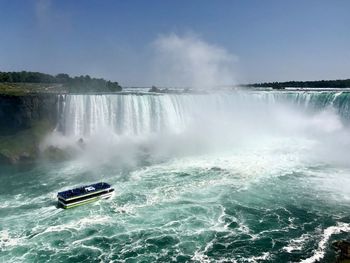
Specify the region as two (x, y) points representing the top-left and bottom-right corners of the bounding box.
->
(41, 91), (350, 172)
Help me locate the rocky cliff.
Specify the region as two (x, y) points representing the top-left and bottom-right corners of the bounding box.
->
(0, 94), (58, 135)
(0, 94), (58, 164)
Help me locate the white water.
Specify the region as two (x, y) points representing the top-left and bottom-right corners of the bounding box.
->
(45, 91), (350, 169)
(21, 90), (349, 262)
(56, 92), (350, 139)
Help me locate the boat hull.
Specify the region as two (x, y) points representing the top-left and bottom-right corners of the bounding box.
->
(58, 192), (114, 209)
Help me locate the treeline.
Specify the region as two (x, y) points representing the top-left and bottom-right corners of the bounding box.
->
(0, 71), (122, 92)
(245, 79), (350, 89)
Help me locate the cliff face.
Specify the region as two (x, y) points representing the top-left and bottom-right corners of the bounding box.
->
(0, 94), (58, 164)
(0, 94), (58, 135)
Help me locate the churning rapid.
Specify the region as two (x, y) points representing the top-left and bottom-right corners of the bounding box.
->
(1, 90), (350, 262)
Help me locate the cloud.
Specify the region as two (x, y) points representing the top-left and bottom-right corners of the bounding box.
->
(152, 33), (237, 88)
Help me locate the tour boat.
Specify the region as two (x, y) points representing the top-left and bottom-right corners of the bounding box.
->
(57, 182), (114, 209)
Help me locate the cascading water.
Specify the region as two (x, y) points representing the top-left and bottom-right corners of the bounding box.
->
(1, 90), (350, 263)
(56, 91), (350, 139)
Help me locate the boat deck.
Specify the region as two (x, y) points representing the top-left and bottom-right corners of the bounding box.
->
(58, 182), (112, 201)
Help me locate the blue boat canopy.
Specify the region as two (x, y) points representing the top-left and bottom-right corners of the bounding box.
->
(58, 182), (111, 200)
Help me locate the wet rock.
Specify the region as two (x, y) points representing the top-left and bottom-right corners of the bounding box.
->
(149, 86), (161, 93)
(0, 151), (35, 165)
(42, 145), (72, 161)
(210, 166), (223, 172)
(77, 138), (86, 149)
(332, 240), (350, 262)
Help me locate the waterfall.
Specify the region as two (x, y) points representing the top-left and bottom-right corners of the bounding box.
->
(56, 91), (350, 138)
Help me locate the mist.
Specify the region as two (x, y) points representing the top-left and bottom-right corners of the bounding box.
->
(42, 92), (350, 174)
(151, 34), (237, 88)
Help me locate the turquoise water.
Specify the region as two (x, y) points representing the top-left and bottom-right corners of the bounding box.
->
(1, 146), (350, 262)
(1, 91), (350, 262)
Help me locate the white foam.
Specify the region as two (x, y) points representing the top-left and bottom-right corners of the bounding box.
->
(283, 234), (310, 253)
(113, 204), (136, 214)
(245, 252), (271, 262)
(191, 250), (211, 263)
(0, 230), (23, 248)
(0, 201), (9, 208)
(33, 215), (111, 236)
(299, 222), (350, 263)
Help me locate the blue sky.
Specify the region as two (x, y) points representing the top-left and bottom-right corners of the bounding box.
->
(0, 0), (349, 86)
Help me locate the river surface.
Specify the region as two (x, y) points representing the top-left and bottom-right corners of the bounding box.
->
(1, 91), (350, 262)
